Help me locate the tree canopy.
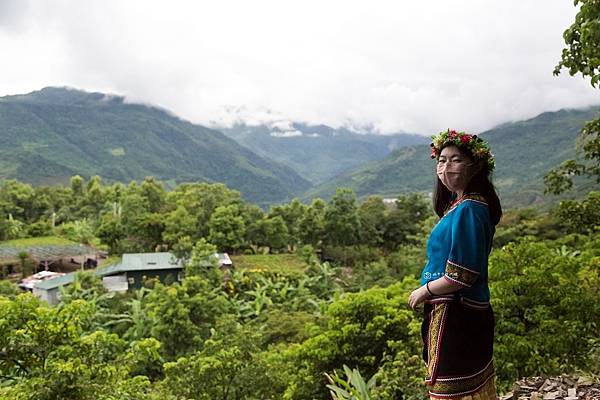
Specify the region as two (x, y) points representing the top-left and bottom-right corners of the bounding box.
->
(546, 0), (600, 193)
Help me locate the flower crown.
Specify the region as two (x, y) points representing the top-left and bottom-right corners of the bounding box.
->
(430, 129), (495, 172)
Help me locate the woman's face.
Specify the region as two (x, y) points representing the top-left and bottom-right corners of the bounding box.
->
(436, 145), (477, 194)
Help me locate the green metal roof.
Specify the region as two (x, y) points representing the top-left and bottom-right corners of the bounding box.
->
(33, 272), (77, 290)
(34, 252), (183, 291)
(120, 252), (182, 271)
(96, 263), (124, 276)
(33, 252), (228, 291)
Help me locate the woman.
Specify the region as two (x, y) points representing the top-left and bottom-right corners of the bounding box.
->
(408, 129), (501, 400)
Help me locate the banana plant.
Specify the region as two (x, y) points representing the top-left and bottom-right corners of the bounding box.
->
(244, 282), (273, 317)
(325, 365), (376, 400)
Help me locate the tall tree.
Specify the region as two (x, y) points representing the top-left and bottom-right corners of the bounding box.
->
(139, 176), (166, 214)
(70, 175), (85, 197)
(162, 205), (197, 247)
(120, 187), (164, 252)
(263, 215), (289, 252)
(82, 175), (106, 218)
(545, 0), (600, 193)
(96, 213), (126, 254)
(382, 193), (430, 251)
(165, 182), (242, 239)
(0, 180), (35, 222)
(207, 204), (246, 253)
(324, 188), (360, 247)
(298, 198), (327, 248)
(268, 198), (307, 251)
(358, 195), (387, 247)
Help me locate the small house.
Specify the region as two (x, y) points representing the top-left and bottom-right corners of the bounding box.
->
(33, 252), (231, 305)
(20, 270), (65, 291)
(106, 252), (184, 290)
(33, 273), (74, 305)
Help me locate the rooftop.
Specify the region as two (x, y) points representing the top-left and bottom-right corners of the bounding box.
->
(19, 271), (66, 290)
(0, 238), (100, 263)
(33, 252), (228, 291)
(121, 252), (182, 271)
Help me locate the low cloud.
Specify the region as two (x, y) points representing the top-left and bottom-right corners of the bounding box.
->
(270, 130), (303, 138)
(0, 0), (598, 135)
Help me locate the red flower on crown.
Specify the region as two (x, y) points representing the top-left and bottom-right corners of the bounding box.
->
(430, 128), (495, 172)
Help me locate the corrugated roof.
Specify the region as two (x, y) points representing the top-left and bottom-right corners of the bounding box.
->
(33, 272), (77, 290)
(217, 253), (232, 265)
(33, 253), (182, 291)
(96, 263), (124, 276)
(33, 263), (127, 290)
(33, 252), (229, 291)
(0, 244), (99, 263)
(121, 252), (182, 271)
(20, 271), (66, 290)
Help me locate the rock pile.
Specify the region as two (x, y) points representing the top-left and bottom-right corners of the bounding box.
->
(500, 375), (600, 400)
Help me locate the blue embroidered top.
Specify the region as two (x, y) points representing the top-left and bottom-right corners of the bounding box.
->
(420, 195), (495, 303)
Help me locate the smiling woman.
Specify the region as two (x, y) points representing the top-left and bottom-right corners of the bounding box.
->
(408, 129), (502, 400)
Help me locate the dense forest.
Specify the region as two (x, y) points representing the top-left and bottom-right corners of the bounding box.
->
(0, 174), (598, 399)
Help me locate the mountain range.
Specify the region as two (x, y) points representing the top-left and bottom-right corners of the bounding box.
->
(220, 123), (427, 183)
(305, 106), (600, 208)
(0, 87), (311, 205)
(0, 87), (598, 208)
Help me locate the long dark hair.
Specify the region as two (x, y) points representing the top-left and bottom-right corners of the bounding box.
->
(433, 146), (502, 225)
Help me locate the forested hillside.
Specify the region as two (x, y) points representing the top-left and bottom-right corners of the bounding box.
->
(307, 106), (600, 207)
(2, 87), (598, 209)
(220, 123), (428, 183)
(0, 87), (310, 205)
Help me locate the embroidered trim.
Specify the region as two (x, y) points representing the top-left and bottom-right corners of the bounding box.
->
(426, 296), (455, 305)
(425, 303), (449, 385)
(460, 297), (490, 310)
(425, 295), (490, 309)
(444, 260), (479, 287)
(428, 359), (495, 398)
(443, 194), (489, 216)
(443, 274), (467, 287)
(436, 359), (494, 382)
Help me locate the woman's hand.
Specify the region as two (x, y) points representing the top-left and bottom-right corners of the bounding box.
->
(408, 285), (430, 310)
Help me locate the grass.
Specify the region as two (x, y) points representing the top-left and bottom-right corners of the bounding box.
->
(99, 255), (121, 268)
(230, 253), (308, 275)
(0, 236), (76, 249)
(109, 147), (126, 156)
(22, 142), (49, 151)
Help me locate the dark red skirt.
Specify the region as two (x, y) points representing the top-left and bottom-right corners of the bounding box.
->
(421, 295), (495, 399)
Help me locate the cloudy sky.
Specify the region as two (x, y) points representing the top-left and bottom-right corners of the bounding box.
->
(0, 0), (597, 135)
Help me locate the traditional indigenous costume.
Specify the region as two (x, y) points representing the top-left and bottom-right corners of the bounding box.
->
(420, 194), (496, 399)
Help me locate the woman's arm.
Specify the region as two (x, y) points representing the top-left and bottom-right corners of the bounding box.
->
(408, 278), (463, 309)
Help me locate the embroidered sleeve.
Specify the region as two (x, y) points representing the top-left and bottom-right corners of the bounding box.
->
(444, 202), (490, 287)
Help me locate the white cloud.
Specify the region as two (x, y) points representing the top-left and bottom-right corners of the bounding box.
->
(270, 130), (303, 138)
(269, 120), (295, 132)
(0, 0), (597, 135)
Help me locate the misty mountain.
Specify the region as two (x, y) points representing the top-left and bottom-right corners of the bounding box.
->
(305, 106), (600, 208)
(0, 87), (311, 205)
(220, 123), (428, 183)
